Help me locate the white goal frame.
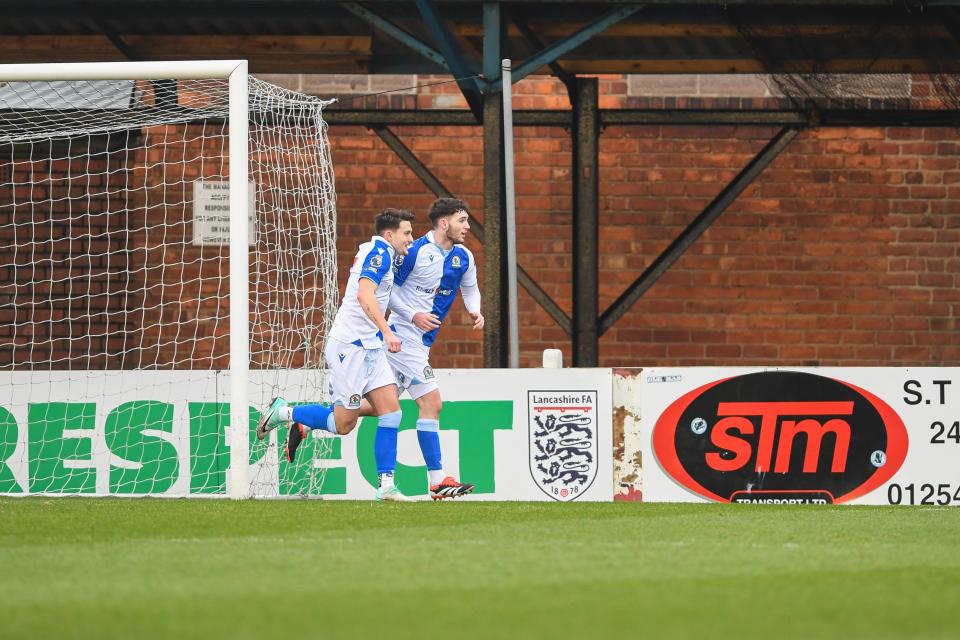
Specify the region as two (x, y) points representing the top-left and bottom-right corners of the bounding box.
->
(0, 60), (252, 498)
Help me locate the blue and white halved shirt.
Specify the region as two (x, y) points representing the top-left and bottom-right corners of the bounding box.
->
(388, 231), (480, 348)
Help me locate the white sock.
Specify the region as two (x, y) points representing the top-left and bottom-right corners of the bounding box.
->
(378, 472), (395, 489)
(278, 406), (294, 421)
(428, 469), (446, 486)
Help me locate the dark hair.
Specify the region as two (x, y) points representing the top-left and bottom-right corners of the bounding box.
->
(375, 208), (415, 234)
(427, 197), (470, 226)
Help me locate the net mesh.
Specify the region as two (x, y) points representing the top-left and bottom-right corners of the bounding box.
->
(0, 74), (337, 497)
(730, 15), (960, 112)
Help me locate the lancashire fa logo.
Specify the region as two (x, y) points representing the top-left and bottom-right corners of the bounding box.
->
(528, 391), (598, 502)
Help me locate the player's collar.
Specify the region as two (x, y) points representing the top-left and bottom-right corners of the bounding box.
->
(426, 230), (457, 250)
(370, 235), (394, 254)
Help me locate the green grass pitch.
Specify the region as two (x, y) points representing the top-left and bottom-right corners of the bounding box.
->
(2, 499), (958, 639)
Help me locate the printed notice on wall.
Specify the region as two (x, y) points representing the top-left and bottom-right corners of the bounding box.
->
(192, 180), (256, 246)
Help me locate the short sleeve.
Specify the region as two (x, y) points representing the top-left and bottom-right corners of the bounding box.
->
(359, 245), (391, 285)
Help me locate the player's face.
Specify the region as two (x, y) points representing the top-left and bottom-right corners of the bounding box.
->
(389, 220), (414, 255)
(443, 210), (471, 244)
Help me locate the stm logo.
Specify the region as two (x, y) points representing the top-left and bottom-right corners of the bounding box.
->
(652, 371), (908, 504)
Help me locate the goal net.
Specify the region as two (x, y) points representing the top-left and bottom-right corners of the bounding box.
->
(0, 61), (338, 498)
(730, 16), (960, 114)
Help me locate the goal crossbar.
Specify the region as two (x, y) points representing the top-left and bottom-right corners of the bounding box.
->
(0, 60), (245, 82)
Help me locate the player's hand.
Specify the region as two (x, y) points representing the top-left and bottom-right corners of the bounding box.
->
(384, 331), (402, 353)
(412, 312), (441, 331)
(470, 311), (485, 330)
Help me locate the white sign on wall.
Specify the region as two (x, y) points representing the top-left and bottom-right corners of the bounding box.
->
(641, 367), (960, 506)
(192, 180), (256, 246)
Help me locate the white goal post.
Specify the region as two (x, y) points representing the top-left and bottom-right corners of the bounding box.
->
(0, 60), (337, 499)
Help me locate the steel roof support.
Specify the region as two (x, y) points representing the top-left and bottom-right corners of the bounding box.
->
(414, 0), (483, 118)
(512, 15), (576, 103)
(340, 2), (450, 71)
(598, 126), (801, 335)
(324, 108), (960, 127)
(489, 4), (643, 91)
(482, 92), (508, 367)
(482, 1), (506, 90)
(481, 1), (507, 366)
(572, 77), (599, 366)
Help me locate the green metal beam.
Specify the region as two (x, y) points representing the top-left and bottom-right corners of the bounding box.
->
(340, 2), (450, 71)
(482, 1), (504, 84)
(513, 15), (576, 104)
(489, 3), (643, 90)
(414, 0), (483, 118)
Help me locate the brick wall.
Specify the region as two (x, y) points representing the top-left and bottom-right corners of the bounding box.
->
(0, 128), (236, 370)
(1, 74), (957, 370)
(0, 119), (335, 371)
(327, 74), (960, 368)
(0, 135), (138, 369)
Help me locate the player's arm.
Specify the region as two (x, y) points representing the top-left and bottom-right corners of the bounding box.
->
(357, 278), (401, 352)
(460, 252), (484, 331)
(389, 255), (441, 331)
(357, 246), (401, 352)
(389, 294), (440, 331)
(387, 290), (414, 323)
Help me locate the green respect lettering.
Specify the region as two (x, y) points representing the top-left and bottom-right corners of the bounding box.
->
(105, 401), (178, 494)
(188, 399), (512, 496)
(28, 403), (97, 493)
(357, 400), (513, 496)
(278, 399), (513, 497)
(3, 399), (513, 495)
(0, 406), (22, 493)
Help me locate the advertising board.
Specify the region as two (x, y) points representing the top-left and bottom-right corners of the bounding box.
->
(642, 367), (960, 505)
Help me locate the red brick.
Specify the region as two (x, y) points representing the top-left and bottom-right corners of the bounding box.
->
(6, 93), (960, 371)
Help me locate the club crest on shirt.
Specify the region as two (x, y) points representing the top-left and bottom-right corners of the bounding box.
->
(369, 255), (383, 269)
(451, 255), (461, 268)
(396, 371), (406, 385)
(348, 394), (362, 408)
(393, 254), (404, 268)
(423, 366), (435, 380)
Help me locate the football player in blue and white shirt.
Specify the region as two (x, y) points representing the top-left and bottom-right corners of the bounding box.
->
(256, 208), (415, 502)
(377, 197), (484, 500)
